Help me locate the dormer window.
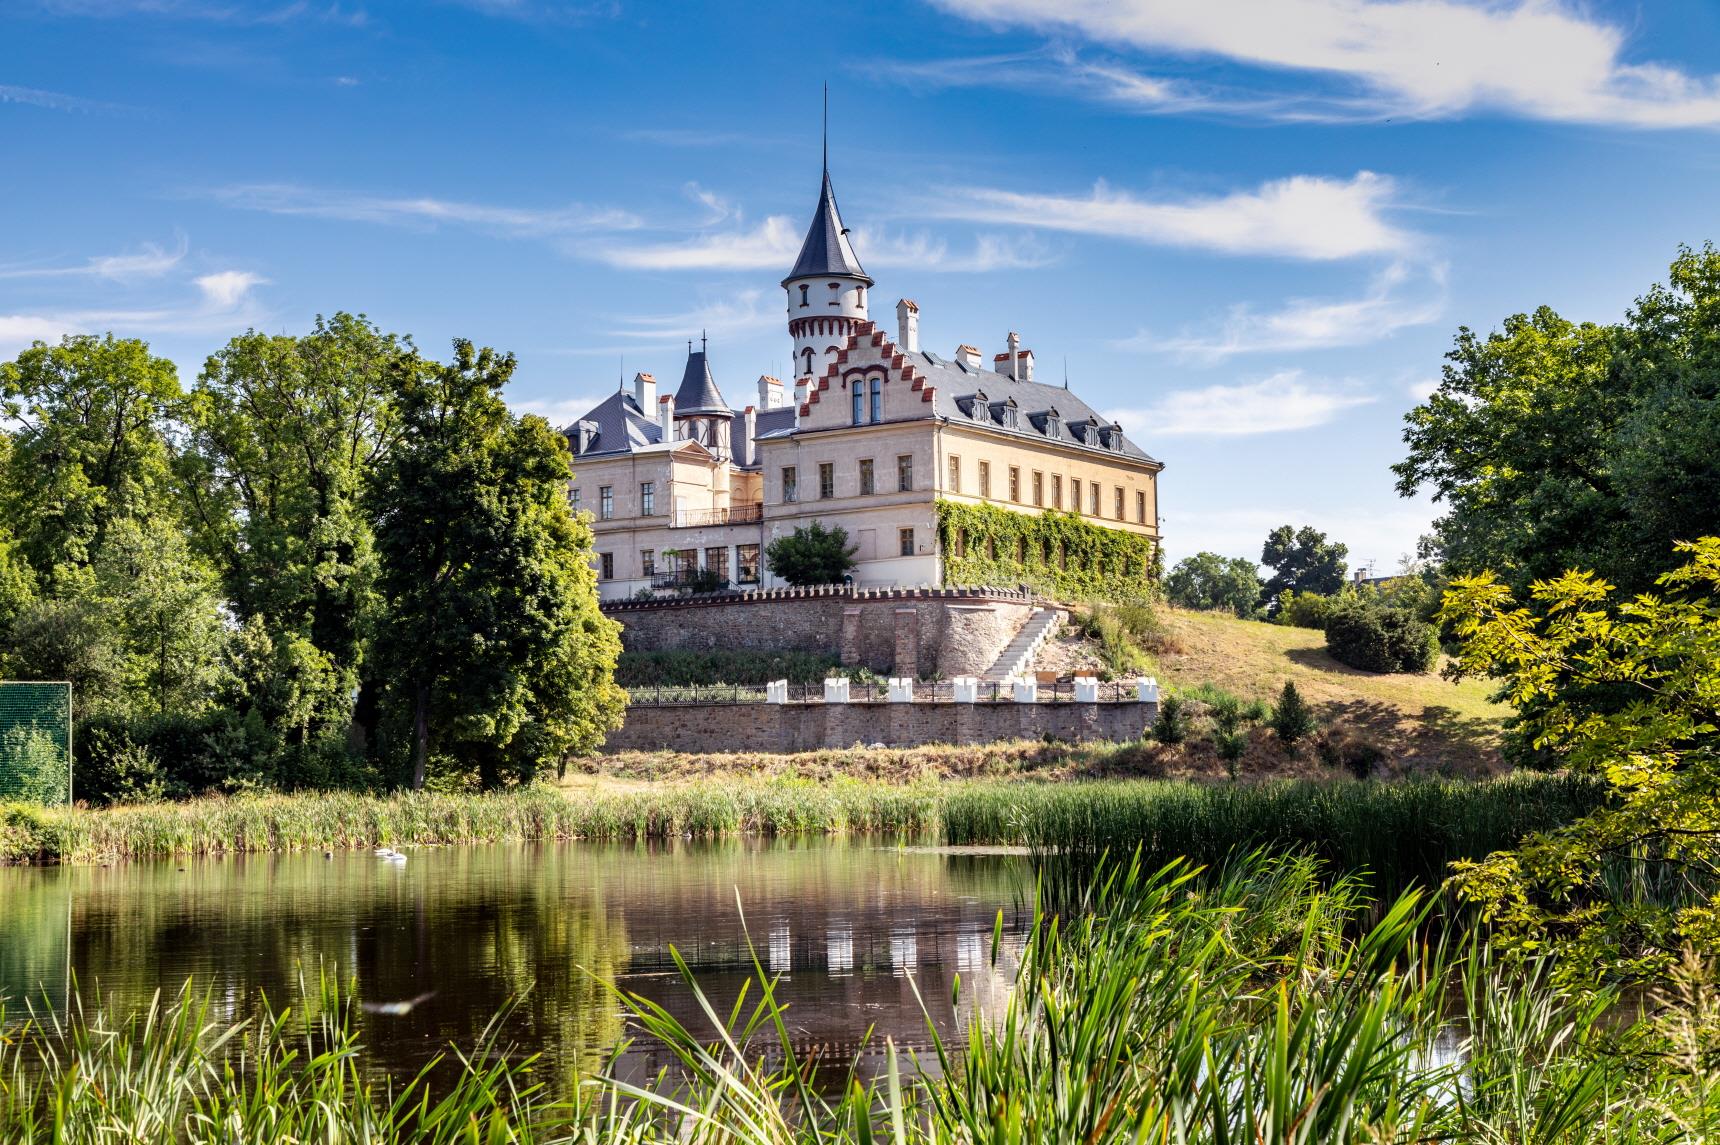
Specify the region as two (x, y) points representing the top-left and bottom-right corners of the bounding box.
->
(1002, 402), (1019, 430)
(1045, 408), (1061, 438)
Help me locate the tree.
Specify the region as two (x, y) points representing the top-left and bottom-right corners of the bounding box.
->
(1396, 245), (1720, 597)
(367, 340), (624, 790)
(1268, 681), (1318, 749)
(765, 521), (857, 586)
(1260, 525), (1348, 608)
(1443, 538), (1720, 983)
(180, 314), (403, 741)
(1165, 552), (1262, 618)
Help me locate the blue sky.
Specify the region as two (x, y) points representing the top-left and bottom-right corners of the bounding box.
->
(5, 0), (1720, 571)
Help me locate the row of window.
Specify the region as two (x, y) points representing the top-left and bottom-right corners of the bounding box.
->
(782, 455), (913, 503)
(947, 455), (1148, 525)
(597, 543), (762, 584)
(851, 377), (883, 425)
(572, 481), (655, 522)
(794, 281), (862, 309)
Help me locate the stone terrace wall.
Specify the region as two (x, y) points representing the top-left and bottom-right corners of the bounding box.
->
(603, 586), (1039, 678)
(604, 699), (1157, 754)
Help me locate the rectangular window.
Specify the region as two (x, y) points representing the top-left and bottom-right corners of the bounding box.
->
(1032, 471), (1043, 507)
(1071, 478), (1081, 514)
(897, 454), (913, 492)
(869, 379), (881, 423)
(599, 485), (614, 520)
(570, 486), (582, 513)
(640, 549), (655, 577)
(898, 527), (915, 557)
(819, 462), (835, 499)
(1136, 490), (1146, 524)
(1051, 474), (1062, 510)
(852, 384), (864, 425)
(736, 543), (760, 584)
(948, 455), (960, 493)
(782, 466), (798, 503)
(1115, 487), (1125, 519)
(640, 481), (655, 516)
(599, 552), (614, 580)
(978, 460), (991, 498)
(1089, 483), (1100, 516)
(705, 546), (728, 582)
(859, 458), (875, 495)
(1008, 466), (1020, 502)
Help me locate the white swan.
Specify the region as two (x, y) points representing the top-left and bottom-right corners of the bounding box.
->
(374, 847), (407, 862)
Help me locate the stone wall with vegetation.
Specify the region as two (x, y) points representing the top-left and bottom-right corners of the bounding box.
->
(603, 698), (1158, 753)
(603, 586), (1037, 678)
(937, 501), (1161, 600)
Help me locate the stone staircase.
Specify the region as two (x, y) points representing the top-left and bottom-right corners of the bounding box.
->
(981, 607), (1062, 681)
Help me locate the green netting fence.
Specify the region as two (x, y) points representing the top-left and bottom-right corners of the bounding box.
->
(0, 682), (73, 805)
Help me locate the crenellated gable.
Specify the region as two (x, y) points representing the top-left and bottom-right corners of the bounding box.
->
(797, 319), (938, 430)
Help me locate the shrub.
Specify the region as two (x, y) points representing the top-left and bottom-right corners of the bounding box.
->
(1325, 601), (1439, 674)
(1214, 729), (1248, 779)
(1151, 694), (1189, 745)
(1316, 729), (1387, 779)
(1274, 590), (1338, 630)
(764, 521), (857, 586)
(1268, 680), (1319, 750)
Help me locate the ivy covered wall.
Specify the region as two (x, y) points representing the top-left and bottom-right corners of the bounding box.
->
(936, 500), (1162, 600)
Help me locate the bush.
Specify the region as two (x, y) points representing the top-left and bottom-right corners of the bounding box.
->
(1324, 601), (1439, 674)
(1151, 694), (1189, 745)
(1268, 680), (1319, 750)
(1273, 589), (1338, 630)
(764, 521), (857, 586)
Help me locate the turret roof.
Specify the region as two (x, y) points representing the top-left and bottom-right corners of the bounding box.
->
(782, 169), (871, 287)
(673, 348), (730, 414)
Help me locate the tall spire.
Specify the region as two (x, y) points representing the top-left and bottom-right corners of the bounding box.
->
(822, 81), (828, 177)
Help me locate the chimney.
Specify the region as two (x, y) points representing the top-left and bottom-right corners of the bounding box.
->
(895, 299), (919, 353)
(632, 371), (656, 410)
(1004, 332), (1021, 380)
(659, 394), (675, 439)
(757, 374), (783, 410)
(743, 405), (757, 467)
(1018, 348), (1034, 383)
(955, 344), (982, 369)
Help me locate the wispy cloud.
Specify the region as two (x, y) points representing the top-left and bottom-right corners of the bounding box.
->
(927, 172), (1414, 261)
(207, 182), (641, 236)
(509, 392), (615, 427)
(0, 83), (137, 116)
(592, 215), (1054, 274)
(25, 1), (369, 26)
(929, 0), (1720, 129)
(1107, 371), (1374, 437)
(1125, 260), (1447, 360)
(610, 289), (781, 342)
(1160, 501), (1436, 567)
(440, 0), (620, 22)
(0, 236), (188, 283)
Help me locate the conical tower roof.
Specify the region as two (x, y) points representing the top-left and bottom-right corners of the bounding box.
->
(781, 169), (871, 287)
(673, 346), (729, 414)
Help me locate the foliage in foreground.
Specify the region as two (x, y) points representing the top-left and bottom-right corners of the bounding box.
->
(1, 854), (1715, 1143)
(1444, 536), (1720, 983)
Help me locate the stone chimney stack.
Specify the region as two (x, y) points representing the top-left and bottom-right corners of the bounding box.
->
(895, 298), (920, 353)
(1006, 332), (1021, 381)
(632, 371), (656, 410)
(955, 344), (982, 369)
(659, 394), (675, 439)
(742, 405), (757, 466)
(757, 374), (783, 409)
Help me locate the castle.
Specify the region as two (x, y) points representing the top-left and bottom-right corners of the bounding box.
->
(563, 161), (1164, 601)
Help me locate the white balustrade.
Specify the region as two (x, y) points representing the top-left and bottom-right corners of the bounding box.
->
(766, 679), (789, 704)
(1012, 678), (1037, 704)
(888, 677), (915, 703)
(1074, 676), (1099, 703)
(824, 677), (851, 703)
(1137, 676), (1161, 704)
(952, 676), (979, 703)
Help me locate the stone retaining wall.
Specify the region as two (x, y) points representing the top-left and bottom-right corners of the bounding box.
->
(603, 586), (1039, 678)
(603, 699), (1157, 754)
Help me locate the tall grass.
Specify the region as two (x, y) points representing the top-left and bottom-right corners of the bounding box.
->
(2, 853), (1713, 1142)
(2, 773), (1603, 880)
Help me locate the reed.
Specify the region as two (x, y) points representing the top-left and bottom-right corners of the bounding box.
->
(0, 853), (1711, 1142)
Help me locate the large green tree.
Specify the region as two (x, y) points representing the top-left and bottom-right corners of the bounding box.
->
(180, 313), (403, 741)
(368, 340), (624, 789)
(1165, 552), (1262, 618)
(764, 521), (857, 586)
(1260, 525), (1348, 609)
(1396, 244), (1720, 595)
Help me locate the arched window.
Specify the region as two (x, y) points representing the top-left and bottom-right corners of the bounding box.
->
(801, 347), (814, 376)
(868, 377), (882, 422)
(798, 284), (809, 306)
(856, 286), (865, 308)
(852, 381), (864, 425)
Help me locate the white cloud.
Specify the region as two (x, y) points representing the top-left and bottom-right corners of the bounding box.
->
(0, 236), (188, 283)
(855, 228), (1055, 273)
(1107, 371), (1374, 437)
(610, 289), (781, 341)
(0, 262), (269, 358)
(930, 172), (1413, 260)
(930, 0), (1720, 128)
(1405, 377), (1439, 403)
(194, 269), (267, 310)
(591, 216), (802, 272)
(592, 215), (1053, 274)
(0, 83), (136, 115)
(1128, 260), (1447, 360)
(509, 392), (613, 427)
(208, 182), (640, 236)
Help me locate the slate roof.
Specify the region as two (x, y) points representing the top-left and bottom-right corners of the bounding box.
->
(782, 170), (872, 287)
(903, 349), (1159, 465)
(673, 349), (730, 415)
(563, 389), (662, 458)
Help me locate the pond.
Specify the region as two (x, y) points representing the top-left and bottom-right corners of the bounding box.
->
(0, 839), (1034, 1090)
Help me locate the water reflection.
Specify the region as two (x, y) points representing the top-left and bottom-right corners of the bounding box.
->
(0, 838), (1031, 1089)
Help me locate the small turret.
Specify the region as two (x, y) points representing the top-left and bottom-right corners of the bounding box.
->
(783, 165), (871, 385)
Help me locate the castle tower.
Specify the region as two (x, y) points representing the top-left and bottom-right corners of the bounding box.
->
(783, 164), (871, 398)
(672, 337), (733, 461)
